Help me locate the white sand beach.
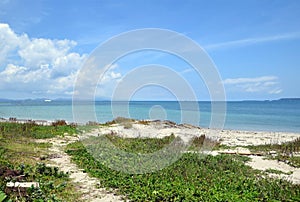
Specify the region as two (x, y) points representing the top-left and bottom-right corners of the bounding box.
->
(84, 120), (300, 146)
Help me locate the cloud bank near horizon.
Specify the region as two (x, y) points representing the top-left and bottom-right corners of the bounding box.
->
(0, 23), (121, 99)
(223, 76), (282, 95)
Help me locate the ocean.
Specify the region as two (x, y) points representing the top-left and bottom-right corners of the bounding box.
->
(0, 99), (299, 133)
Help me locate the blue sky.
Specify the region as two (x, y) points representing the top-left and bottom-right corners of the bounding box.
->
(0, 0), (299, 100)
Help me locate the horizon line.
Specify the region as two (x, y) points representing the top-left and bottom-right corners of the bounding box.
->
(1, 97), (299, 102)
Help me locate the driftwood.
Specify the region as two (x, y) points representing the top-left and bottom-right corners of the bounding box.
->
(5, 182), (39, 196)
(218, 151), (263, 156)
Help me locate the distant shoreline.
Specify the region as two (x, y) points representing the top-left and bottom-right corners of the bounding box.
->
(0, 97), (300, 102)
(1, 117), (299, 136)
(0, 117), (53, 126)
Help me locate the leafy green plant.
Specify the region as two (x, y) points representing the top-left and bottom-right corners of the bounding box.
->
(0, 190), (9, 202)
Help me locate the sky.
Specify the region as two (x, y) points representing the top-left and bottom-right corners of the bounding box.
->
(0, 0), (299, 101)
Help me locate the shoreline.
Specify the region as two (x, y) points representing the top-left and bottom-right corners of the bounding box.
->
(84, 118), (300, 146)
(1, 117), (299, 146)
(0, 117), (53, 125)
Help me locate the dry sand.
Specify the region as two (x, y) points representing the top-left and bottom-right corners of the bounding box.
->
(88, 120), (299, 146)
(246, 156), (300, 184)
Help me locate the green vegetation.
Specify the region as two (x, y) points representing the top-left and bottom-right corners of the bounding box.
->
(189, 135), (221, 151)
(105, 117), (135, 125)
(75, 133), (220, 174)
(0, 122), (80, 202)
(77, 134), (185, 174)
(275, 156), (300, 168)
(265, 168), (293, 175)
(105, 117), (135, 129)
(0, 190), (10, 202)
(1, 120), (300, 201)
(105, 133), (176, 154)
(245, 138), (300, 154)
(0, 121), (77, 139)
(66, 135), (300, 202)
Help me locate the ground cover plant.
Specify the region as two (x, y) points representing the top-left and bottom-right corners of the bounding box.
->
(66, 134), (300, 201)
(0, 121), (80, 202)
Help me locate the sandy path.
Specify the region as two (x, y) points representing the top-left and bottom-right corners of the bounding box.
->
(246, 156), (300, 184)
(36, 135), (125, 202)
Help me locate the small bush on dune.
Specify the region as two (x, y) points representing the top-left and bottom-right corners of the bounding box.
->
(190, 135), (220, 150)
(52, 120), (67, 127)
(106, 117), (135, 125)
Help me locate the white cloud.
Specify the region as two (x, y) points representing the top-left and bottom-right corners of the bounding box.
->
(97, 64), (121, 83)
(223, 76), (282, 94)
(18, 38), (77, 69)
(93, 64), (122, 98)
(0, 64), (27, 77)
(0, 23), (124, 98)
(180, 68), (194, 74)
(269, 88), (282, 94)
(73, 59), (122, 99)
(205, 32), (300, 50)
(0, 23), (26, 65)
(223, 76), (278, 85)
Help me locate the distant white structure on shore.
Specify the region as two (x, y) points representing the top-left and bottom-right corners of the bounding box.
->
(0, 117), (51, 125)
(44, 99), (52, 102)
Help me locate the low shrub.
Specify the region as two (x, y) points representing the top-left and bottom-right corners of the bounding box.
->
(52, 120), (67, 127)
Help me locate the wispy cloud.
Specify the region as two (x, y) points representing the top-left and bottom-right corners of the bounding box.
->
(223, 76), (277, 85)
(180, 68), (194, 74)
(205, 32), (300, 50)
(223, 76), (282, 94)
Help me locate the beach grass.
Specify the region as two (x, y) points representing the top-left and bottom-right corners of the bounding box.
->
(105, 133), (176, 154)
(0, 121), (77, 139)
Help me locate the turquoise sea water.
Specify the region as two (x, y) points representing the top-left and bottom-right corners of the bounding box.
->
(0, 99), (299, 133)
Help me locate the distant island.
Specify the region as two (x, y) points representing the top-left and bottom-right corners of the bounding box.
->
(0, 98), (300, 102)
(278, 98), (300, 101)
